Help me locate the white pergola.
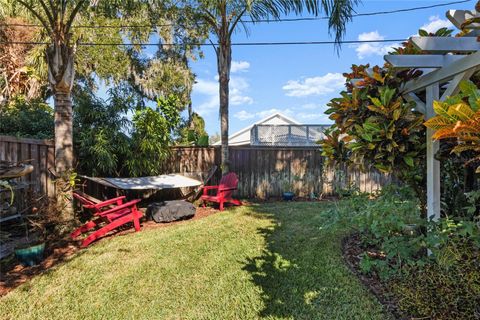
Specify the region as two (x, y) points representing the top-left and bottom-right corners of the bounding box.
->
(384, 4), (480, 221)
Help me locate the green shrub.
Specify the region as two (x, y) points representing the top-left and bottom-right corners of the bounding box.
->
(391, 238), (480, 319)
(328, 185), (480, 277)
(351, 186), (426, 278)
(0, 95), (53, 139)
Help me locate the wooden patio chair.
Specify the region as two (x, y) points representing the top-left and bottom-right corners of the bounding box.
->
(183, 165), (218, 202)
(72, 191), (126, 214)
(200, 172), (242, 211)
(71, 191), (143, 247)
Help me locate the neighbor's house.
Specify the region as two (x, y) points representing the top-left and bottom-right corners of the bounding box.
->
(213, 112), (330, 147)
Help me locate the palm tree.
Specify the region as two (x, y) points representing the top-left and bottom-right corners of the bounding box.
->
(193, 0), (359, 174)
(14, 0), (89, 172)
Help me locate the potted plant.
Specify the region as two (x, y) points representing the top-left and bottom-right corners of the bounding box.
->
(14, 196), (60, 266)
(14, 207), (46, 266)
(281, 179), (295, 201)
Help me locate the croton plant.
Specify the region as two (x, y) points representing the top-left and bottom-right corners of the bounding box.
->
(424, 80), (480, 172)
(321, 64), (425, 181)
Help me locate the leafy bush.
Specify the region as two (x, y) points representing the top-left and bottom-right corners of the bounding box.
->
(175, 112), (209, 146)
(0, 95), (53, 139)
(391, 238), (480, 320)
(330, 185), (480, 318)
(321, 64), (427, 211)
(74, 87), (182, 177)
(349, 186), (426, 278)
(74, 87), (132, 176)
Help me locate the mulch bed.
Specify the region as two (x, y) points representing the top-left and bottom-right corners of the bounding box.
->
(341, 233), (406, 320)
(0, 206), (218, 297)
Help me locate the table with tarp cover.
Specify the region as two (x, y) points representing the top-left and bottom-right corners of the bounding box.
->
(81, 174), (202, 190)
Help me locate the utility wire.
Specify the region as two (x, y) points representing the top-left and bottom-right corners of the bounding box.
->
(251, 0), (472, 22)
(0, 0), (471, 29)
(0, 39), (407, 47)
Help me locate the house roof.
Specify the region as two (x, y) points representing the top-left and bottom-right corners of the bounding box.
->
(212, 112), (300, 145)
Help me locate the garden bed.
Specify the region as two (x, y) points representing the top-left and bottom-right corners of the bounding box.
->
(342, 233), (404, 320)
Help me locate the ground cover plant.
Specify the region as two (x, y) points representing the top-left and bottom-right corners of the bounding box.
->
(0, 203), (388, 320)
(325, 185), (480, 319)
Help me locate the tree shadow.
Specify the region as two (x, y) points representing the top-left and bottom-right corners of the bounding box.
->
(0, 238), (86, 296)
(242, 203), (386, 319)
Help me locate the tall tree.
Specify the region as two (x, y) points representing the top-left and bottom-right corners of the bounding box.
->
(10, 1), (206, 173)
(13, 0), (89, 172)
(188, 0), (358, 173)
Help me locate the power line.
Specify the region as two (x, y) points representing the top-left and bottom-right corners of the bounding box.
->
(251, 0), (472, 22)
(0, 38), (407, 47)
(0, 0), (471, 29)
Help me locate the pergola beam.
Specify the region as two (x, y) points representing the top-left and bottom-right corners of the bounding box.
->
(384, 54), (464, 68)
(447, 9), (480, 30)
(440, 69), (478, 101)
(411, 37), (480, 53)
(401, 50), (480, 94)
(404, 93), (426, 114)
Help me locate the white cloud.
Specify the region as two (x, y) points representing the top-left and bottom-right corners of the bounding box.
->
(233, 108), (293, 121)
(230, 77), (254, 105)
(300, 103), (322, 110)
(193, 76), (253, 116)
(257, 108), (294, 119)
(194, 78), (217, 96)
(231, 61), (250, 73)
(282, 73), (344, 97)
(353, 31), (398, 59)
(234, 110), (255, 120)
(294, 103), (332, 123)
(419, 15), (453, 34)
(295, 112), (331, 123)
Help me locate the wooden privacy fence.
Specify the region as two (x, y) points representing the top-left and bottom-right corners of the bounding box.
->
(0, 135), (55, 197)
(0, 136), (394, 199)
(164, 146), (394, 199)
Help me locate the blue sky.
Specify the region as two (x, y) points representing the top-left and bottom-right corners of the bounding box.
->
(190, 0), (474, 136)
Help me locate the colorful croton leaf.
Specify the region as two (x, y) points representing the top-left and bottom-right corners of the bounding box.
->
(424, 80), (480, 172)
(323, 63), (425, 175)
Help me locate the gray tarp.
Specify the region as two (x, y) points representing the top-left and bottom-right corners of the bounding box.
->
(82, 174), (202, 190)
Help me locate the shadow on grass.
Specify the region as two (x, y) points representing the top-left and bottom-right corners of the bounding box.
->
(0, 238), (86, 296)
(242, 202), (380, 319)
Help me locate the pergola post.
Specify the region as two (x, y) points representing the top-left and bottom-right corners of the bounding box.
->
(383, 4), (480, 222)
(426, 85), (441, 221)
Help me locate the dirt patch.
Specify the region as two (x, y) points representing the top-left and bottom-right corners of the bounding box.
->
(0, 206), (218, 297)
(341, 233), (406, 320)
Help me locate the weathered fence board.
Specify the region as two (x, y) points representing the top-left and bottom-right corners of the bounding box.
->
(0, 136), (393, 200)
(163, 146), (394, 199)
(0, 135), (55, 197)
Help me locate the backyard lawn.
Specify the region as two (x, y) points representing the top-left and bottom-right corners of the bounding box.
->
(0, 202), (388, 320)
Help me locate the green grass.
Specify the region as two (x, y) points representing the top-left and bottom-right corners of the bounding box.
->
(0, 202), (388, 319)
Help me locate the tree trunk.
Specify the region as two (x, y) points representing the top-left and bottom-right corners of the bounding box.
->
(187, 102), (193, 126)
(217, 38), (232, 174)
(46, 43), (75, 172)
(53, 90), (73, 171)
(46, 42), (75, 222)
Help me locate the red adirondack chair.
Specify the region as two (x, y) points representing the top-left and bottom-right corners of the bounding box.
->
(71, 192), (143, 247)
(72, 191), (126, 214)
(200, 172), (242, 211)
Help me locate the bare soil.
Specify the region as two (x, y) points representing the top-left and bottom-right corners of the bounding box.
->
(341, 233), (407, 320)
